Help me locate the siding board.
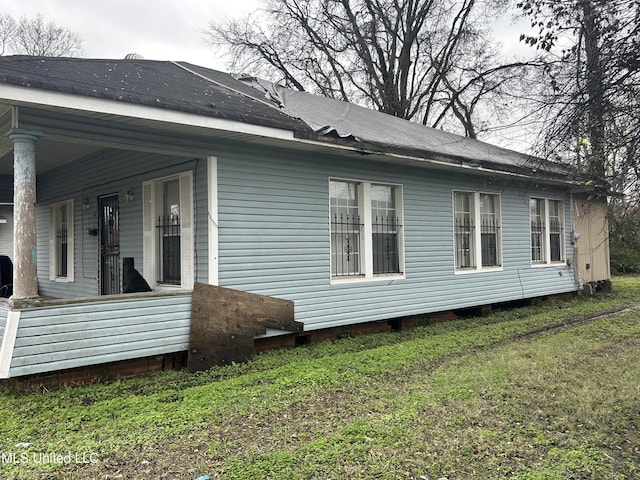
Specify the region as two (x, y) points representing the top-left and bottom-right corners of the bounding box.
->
(36, 149), (208, 298)
(217, 150), (577, 330)
(14, 326), (190, 357)
(9, 295), (191, 377)
(0, 306), (7, 345)
(11, 336), (188, 368)
(33, 141), (578, 340)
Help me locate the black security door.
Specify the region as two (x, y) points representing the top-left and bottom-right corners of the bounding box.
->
(99, 194), (121, 295)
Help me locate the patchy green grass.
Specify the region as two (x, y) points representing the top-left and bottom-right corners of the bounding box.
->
(1, 277), (639, 479)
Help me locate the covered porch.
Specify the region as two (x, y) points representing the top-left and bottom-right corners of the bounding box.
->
(0, 104), (227, 304)
(0, 102), (256, 381)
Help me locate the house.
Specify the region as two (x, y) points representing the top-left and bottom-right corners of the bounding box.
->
(0, 56), (610, 382)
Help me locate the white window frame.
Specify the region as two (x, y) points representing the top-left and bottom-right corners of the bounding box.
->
(530, 197), (565, 266)
(49, 199), (74, 282)
(143, 171), (194, 290)
(453, 191), (502, 274)
(329, 178), (405, 283)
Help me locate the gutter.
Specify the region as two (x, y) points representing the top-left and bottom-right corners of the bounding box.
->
(291, 130), (594, 188)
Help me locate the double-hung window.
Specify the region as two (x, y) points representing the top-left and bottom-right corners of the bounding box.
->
(530, 197), (564, 264)
(330, 179), (404, 281)
(371, 185), (401, 274)
(453, 191), (501, 272)
(143, 172), (194, 289)
(49, 199), (74, 282)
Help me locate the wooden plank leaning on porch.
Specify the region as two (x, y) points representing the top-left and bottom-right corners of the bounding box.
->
(188, 282), (302, 373)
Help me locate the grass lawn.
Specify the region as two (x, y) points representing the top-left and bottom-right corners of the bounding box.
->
(0, 277), (639, 479)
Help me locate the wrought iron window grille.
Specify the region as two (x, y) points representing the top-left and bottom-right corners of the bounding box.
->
(372, 215), (402, 274)
(331, 213), (364, 277)
(157, 214), (181, 285)
(455, 216), (475, 268)
(480, 217), (501, 267)
(55, 226), (68, 277)
(549, 218), (563, 262)
(531, 218), (546, 263)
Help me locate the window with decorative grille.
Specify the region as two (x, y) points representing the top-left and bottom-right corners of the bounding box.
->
(329, 179), (403, 281)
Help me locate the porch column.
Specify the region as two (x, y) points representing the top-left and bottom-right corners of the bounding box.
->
(10, 130), (42, 300)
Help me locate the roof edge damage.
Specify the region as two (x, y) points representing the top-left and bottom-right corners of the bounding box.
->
(0, 55), (606, 190)
(236, 75), (600, 188)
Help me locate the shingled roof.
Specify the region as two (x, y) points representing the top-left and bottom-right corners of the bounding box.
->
(237, 76), (579, 179)
(0, 55), (590, 185)
(0, 56), (310, 133)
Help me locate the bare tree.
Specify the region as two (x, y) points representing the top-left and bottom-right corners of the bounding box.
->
(0, 14), (17, 56)
(207, 0), (528, 138)
(0, 13), (83, 57)
(517, 0), (639, 182)
(517, 0), (640, 267)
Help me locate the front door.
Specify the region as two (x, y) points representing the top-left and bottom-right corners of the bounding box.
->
(99, 194), (121, 295)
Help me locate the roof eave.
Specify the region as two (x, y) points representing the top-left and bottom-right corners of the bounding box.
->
(293, 130), (586, 187)
(0, 83), (299, 142)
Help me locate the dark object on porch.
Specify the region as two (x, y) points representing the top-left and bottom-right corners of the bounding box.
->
(188, 282), (303, 372)
(0, 255), (12, 298)
(122, 257), (151, 293)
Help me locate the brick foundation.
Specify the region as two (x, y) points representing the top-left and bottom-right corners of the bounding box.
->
(252, 313), (458, 354)
(7, 352), (187, 392)
(4, 293), (575, 390)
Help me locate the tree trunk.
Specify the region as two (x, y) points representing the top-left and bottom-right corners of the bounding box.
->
(582, 0), (606, 179)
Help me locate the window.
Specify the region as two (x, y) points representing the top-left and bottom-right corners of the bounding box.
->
(330, 179), (403, 280)
(454, 192), (474, 268)
(330, 181), (362, 276)
(453, 191), (501, 271)
(480, 193), (500, 267)
(530, 198), (545, 263)
(143, 172), (193, 289)
(49, 200), (74, 281)
(371, 185), (400, 274)
(548, 200), (563, 262)
(530, 197), (565, 264)
(159, 178), (181, 285)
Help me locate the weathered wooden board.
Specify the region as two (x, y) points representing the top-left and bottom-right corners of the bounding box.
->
(188, 282), (301, 372)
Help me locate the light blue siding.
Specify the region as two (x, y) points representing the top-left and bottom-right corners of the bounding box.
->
(9, 295), (191, 377)
(0, 205), (13, 259)
(216, 149), (577, 330)
(34, 142), (578, 334)
(35, 149), (209, 298)
(0, 305), (7, 346)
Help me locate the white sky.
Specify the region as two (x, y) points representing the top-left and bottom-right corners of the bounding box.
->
(3, 0), (531, 70)
(2, 0), (261, 70)
(2, 0), (535, 150)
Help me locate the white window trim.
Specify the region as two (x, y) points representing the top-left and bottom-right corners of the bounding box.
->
(530, 197), (566, 267)
(330, 178), (405, 284)
(207, 156), (219, 286)
(142, 171), (194, 290)
(453, 190), (503, 275)
(49, 199), (74, 282)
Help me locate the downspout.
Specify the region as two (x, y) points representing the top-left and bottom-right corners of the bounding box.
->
(570, 194), (584, 292)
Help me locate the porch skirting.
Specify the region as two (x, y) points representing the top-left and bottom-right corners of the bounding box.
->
(0, 292), (192, 379)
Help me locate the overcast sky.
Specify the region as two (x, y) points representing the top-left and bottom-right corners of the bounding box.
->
(4, 0), (530, 72)
(3, 0), (261, 70)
